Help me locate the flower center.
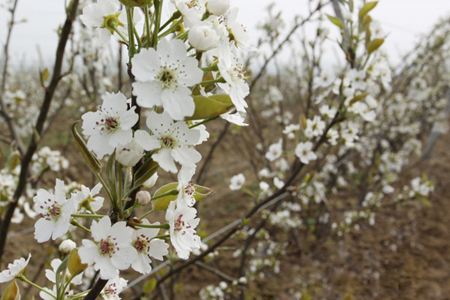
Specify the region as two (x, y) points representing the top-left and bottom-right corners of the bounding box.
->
(104, 283), (118, 296)
(99, 237), (116, 256)
(174, 215), (185, 232)
(160, 135), (176, 148)
(101, 13), (123, 34)
(184, 184), (195, 196)
(186, 0), (200, 9)
(47, 204), (61, 218)
(134, 235), (149, 253)
(158, 67), (177, 89)
(105, 117), (119, 131)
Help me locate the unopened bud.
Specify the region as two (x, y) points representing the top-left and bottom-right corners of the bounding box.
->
(207, 0), (230, 15)
(137, 190), (152, 205)
(143, 173), (159, 189)
(188, 25), (220, 51)
(59, 239), (77, 254)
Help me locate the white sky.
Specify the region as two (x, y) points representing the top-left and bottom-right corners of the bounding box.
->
(1, 0), (450, 64)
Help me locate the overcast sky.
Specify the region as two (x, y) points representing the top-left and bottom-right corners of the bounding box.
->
(1, 0), (450, 65)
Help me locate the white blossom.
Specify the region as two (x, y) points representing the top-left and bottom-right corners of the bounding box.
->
(132, 39), (203, 120)
(33, 179), (76, 243)
(131, 220), (169, 274)
(82, 92), (138, 159)
(79, 217), (137, 280)
(229, 173), (245, 190)
(135, 111), (202, 173)
(166, 201), (202, 259)
(0, 254), (31, 283)
(295, 142), (317, 164)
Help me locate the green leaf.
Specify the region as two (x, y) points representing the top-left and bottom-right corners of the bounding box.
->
(1, 280), (20, 300)
(187, 94), (233, 120)
(359, 1), (378, 19)
(326, 15), (344, 30)
(152, 182), (212, 211)
(39, 68), (49, 87)
(367, 38), (384, 54)
(152, 182), (178, 211)
(67, 249), (87, 276)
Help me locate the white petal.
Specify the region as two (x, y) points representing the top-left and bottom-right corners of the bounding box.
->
(153, 149), (177, 173)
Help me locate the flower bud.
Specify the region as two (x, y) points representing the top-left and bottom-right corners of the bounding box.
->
(143, 173), (159, 189)
(120, 0), (153, 7)
(207, 0), (230, 15)
(59, 239), (77, 254)
(137, 190), (152, 205)
(188, 25), (220, 51)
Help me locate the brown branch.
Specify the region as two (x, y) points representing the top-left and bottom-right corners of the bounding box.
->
(0, 0), (80, 264)
(0, 0), (24, 154)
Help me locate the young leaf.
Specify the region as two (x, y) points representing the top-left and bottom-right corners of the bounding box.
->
(367, 38), (384, 54)
(359, 1), (378, 19)
(68, 249), (87, 276)
(1, 280), (20, 300)
(187, 94), (233, 120)
(326, 15), (344, 30)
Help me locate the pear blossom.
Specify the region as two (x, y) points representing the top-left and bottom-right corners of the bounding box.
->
(135, 111), (202, 173)
(59, 239), (77, 253)
(132, 39), (203, 120)
(33, 179), (77, 243)
(102, 277), (128, 300)
(304, 116), (326, 138)
(78, 217), (137, 280)
(265, 139), (282, 161)
(188, 24), (220, 51)
(221, 111), (248, 126)
(45, 258), (83, 286)
(229, 173), (245, 190)
(115, 138), (145, 167)
(131, 220), (169, 274)
(295, 142), (317, 165)
(217, 46), (249, 113)
(207, 0), (230, 15)
(80, 0), (142, 43)
(0, 254), (31, 283)
(173, 0), (206, 27)
(80, 0), (122, 42)
(224, 8), (249, 48)
(166, 201), (202, 259)
(283, 124), (300, 139)
(73, 183), (104, 212)
(82, 92), (138, 159)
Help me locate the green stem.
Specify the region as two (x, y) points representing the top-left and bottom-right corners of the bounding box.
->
(151, 0), (163, 48)
(189, 116), (219, 129)
(143, 5), (152, 43)
(70, 220), (91, 233)
(113, 28), (128, 43)
(136, 223), (170, 229)
(199, 78), (225, 86)
(72, 213), (104, 219)
(155, 234), (170, 239)
(18, 275), (55, 299)
(126, 8), (136, 59)
(138, 209), (153, 220)
(160, 12), (180, 31)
